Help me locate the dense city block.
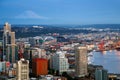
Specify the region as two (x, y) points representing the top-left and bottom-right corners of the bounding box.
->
(0, 23), (120, 80)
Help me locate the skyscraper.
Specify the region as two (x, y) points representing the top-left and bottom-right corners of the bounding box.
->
(3, 22), (16, 63)
(75, 46), (88, 77)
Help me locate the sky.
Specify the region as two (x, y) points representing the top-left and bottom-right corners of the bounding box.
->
(0, 0), (120, 24)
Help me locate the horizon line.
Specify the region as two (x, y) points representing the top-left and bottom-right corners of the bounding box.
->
(1, 23), (120, 25)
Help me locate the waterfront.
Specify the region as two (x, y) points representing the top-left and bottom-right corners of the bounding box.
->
(89, 50), (120, 74)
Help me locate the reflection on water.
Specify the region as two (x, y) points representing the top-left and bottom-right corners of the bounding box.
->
(88, 50), (120, 73)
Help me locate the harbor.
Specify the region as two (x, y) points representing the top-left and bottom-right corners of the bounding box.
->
(88, 50), (120, 74)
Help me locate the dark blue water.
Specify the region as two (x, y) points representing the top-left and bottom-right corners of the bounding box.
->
(89, 50), (120, 73)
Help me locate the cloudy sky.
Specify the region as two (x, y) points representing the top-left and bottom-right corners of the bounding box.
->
(0, 0), (120, 24)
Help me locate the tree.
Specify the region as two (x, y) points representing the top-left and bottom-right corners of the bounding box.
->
(55, 70), (59, 76)
(62, 72), (74, 80)
(48, 69), (55, 75)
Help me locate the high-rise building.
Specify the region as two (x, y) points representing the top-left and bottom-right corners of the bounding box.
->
(32, 58), (48, 76)
(16, 58), (29, 80)
(75, 46), (88, 77)
(52, 51), (69, 74)
(3, 22), (16, 63)
(95, 68), (108, 80)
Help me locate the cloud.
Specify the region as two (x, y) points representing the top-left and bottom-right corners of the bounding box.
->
(15, 10), (48, 19)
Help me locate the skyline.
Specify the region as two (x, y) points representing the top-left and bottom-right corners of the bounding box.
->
(0, 0), (120, 24)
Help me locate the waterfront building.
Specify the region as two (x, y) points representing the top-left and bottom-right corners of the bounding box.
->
(95, 68), (108, 80)
(3, 22), (17, 63)
(32, 58), (48, 76)
(16, 58), (29, 80)
(52, 51), (69, 74)
(75, 46), (88, 77)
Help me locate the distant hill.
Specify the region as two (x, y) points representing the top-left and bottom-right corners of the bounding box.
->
(0, 24), (120, 39)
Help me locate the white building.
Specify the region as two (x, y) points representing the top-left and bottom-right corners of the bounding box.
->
(52, 51), (69, 73)
(16, 58), (29, 80)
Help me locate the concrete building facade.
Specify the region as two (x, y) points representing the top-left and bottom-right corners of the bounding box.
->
(16, 58), (29, 80)
(52, 51), (69, 74)
(75, 46), (88, 77)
